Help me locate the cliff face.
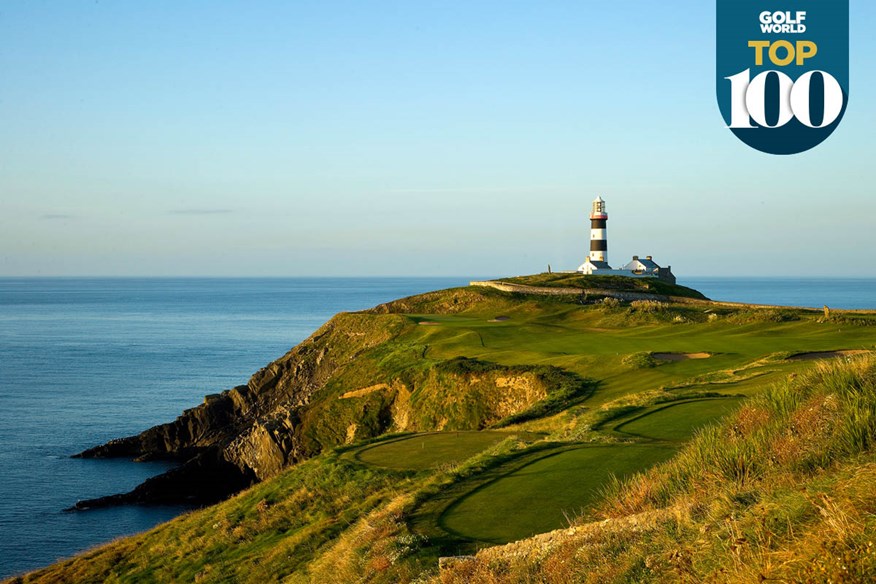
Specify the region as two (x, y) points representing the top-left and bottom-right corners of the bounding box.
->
(298, 359), (584, 453)
(73, 287), (590, 509)
(72, 311), (407, 508)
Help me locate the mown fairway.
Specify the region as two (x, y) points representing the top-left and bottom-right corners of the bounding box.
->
(438, 444), (676, 543)
(351, 433), (678, 544)
(402, 301), (876, 410)
(340, 287), (876, 548)
(354, 431), (530, 471)
(613, 397), (743, 442)
(18, 280), (876, 583)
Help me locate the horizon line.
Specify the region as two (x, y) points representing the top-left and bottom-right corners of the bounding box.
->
(0, 274), (874, 280)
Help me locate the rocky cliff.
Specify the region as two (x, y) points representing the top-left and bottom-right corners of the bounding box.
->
(72, 310), (407, 508)
(72, 288), (590, 509)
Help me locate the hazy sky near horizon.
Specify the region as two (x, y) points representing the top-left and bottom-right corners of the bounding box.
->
(1, 1), (874, 277)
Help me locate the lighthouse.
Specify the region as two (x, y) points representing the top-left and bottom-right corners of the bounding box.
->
(576, 195), (676, 282)
(589, 196), (608, 263)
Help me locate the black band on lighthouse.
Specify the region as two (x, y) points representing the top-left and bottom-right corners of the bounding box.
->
(590, 219), (606, 229)
(590, 240), (607, 252)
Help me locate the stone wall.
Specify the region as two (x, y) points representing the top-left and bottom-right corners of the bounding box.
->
(469, 280), (832, 312)
(468, 280), (672, 303)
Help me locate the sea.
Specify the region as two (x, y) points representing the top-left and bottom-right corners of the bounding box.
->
(0, 276), (874, 578)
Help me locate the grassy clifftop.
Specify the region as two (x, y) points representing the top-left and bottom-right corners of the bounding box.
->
(10, 283), (876, 583)
(439, 357), (876, 583)
(498, 272), (708, 299)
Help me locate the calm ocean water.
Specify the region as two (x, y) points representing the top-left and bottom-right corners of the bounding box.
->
(685, 277), (876, 310)
(0, 276), (873, 578)
(0, 277), (468, 578)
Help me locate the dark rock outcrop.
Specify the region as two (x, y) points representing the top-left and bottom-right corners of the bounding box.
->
(70, 287), (594, 510)
(68, 448), (255, 510)
(72, 311), (406, 509)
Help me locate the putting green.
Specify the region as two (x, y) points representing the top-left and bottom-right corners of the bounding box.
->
(439, 444), (676, 543)
(354, 431), (524, 471)
(614, 398), (741, 442)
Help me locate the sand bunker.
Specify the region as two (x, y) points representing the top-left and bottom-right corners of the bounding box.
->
(786, 350), (870, 361)
(418, 321), (440, 326)
(489, 315), (511, 323)
(653, 352), (712, 362)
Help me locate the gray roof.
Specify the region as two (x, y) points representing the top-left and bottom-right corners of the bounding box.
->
(587, 260), (613, 269)
(636, 258), (660, 269)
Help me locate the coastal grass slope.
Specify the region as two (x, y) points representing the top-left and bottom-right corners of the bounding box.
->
(8, 280), (876, 583)
(437, 357), (876, 583)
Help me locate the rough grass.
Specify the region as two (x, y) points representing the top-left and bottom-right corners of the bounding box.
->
(435, 356), (876, 583)
(10, 284), (876, 584)
(622, 351), (662, 369)
(300, 355), (593, 453)
(13, 456), (411, 584)
(604, 357), (876, 515)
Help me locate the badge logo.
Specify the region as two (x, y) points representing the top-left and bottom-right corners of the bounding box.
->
(716, 1), (849, 155)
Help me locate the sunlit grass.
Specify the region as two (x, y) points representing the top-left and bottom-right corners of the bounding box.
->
(13, 283), (876, 584)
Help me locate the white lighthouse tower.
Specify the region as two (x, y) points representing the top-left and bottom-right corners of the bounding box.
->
(589, 196), (608, 263)
(576, 195), (676, 282)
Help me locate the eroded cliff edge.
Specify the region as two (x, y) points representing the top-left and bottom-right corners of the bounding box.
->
(72, 309), (406, 508)
(72, 287), (593, 509)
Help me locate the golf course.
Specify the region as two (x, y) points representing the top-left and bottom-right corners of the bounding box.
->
(13, 275), (876, 584)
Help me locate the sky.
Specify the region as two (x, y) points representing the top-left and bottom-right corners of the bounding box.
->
(0, 1), (874, 278)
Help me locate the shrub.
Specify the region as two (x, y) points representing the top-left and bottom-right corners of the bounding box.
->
(728, 309), (801, 323)
(630, 300), (669, 313)
(601, 297), (622, 308)
(623, 352), (661, 369)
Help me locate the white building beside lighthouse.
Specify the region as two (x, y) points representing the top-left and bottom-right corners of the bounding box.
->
(576, 196), (676, 284)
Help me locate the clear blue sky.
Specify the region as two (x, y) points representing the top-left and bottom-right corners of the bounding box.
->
(1, 1), (873, 277)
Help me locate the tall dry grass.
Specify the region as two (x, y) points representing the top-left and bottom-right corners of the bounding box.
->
(436, 356), (876, 583)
